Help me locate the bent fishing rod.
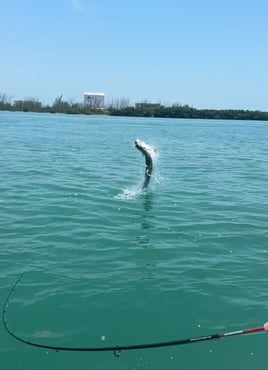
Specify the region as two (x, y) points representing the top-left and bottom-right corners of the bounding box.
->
(2, 272), (268, 357)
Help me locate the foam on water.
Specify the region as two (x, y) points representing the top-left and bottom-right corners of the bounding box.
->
(114, 187), (143, 200)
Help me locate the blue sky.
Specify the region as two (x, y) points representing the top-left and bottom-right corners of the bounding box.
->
(1, 0), (268, 110)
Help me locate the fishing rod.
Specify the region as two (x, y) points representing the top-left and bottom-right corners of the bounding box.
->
(2, 272), (268, 357)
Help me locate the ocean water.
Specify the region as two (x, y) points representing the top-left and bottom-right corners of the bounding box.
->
(0, 111), (268, 370)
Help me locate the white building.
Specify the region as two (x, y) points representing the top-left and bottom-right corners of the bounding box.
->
(83, 92), (105, 109)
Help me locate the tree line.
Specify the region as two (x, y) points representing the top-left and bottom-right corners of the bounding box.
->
(109, 102), (268, 121)
(1, 93), (268, 121)
(0, 93), (106, 115)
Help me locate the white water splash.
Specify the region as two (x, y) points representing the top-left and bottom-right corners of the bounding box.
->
(114, 187), (143, 200)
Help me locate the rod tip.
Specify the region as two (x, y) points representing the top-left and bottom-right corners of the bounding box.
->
(264, 322), (268, 332)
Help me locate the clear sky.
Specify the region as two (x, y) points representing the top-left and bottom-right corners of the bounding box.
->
(1, 0), (268, 110)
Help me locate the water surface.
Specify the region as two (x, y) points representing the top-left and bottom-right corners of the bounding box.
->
(0, 112), (268, 369)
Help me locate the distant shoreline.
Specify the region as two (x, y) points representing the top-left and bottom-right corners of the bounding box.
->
(1, 96), (268, 121)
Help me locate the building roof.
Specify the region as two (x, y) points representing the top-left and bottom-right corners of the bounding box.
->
(83, 92), (105, 96)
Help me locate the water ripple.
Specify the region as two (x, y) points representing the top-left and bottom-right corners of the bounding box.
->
(1, 113), (268, 369)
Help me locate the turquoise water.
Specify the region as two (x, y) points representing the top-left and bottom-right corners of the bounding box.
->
(0, 111), (268, 370)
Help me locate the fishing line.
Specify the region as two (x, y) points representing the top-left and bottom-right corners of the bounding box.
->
(2, 272), (268, 358)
